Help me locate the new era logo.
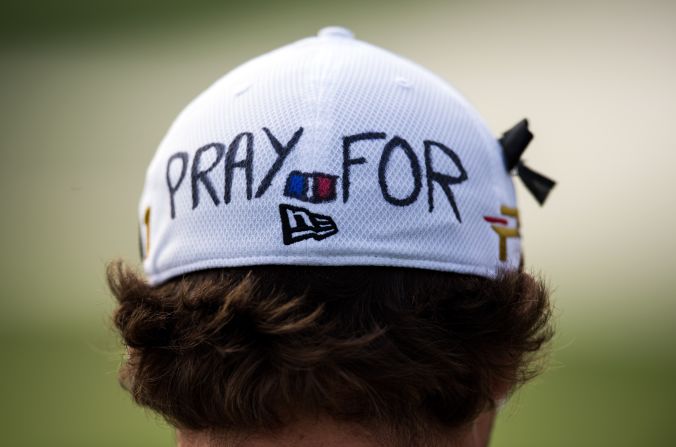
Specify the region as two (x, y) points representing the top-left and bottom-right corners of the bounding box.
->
(279, 204), (338, 245)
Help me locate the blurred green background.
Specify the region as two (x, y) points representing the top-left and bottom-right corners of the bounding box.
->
(1, 0), (675, 445)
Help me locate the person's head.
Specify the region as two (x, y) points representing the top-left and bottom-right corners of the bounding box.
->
(109, 26), (556, 446)
(108, 262), (552, 447)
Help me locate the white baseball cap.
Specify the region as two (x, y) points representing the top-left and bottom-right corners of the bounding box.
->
(138, 26), (555, 285)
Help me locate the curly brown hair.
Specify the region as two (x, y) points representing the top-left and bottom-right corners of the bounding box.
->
(107, 261), (553, 445)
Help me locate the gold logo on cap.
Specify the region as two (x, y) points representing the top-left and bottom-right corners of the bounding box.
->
(484, 205), (520, 262)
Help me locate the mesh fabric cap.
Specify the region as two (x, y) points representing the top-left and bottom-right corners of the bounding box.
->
(139, 26), (521, 285)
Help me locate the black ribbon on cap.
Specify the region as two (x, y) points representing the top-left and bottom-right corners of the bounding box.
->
(499, 119), (556, 205)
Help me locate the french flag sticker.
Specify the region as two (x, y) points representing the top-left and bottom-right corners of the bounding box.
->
(284, 170), (338, 203)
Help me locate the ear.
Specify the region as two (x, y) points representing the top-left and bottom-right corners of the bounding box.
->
(491, 375), (515, 405)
